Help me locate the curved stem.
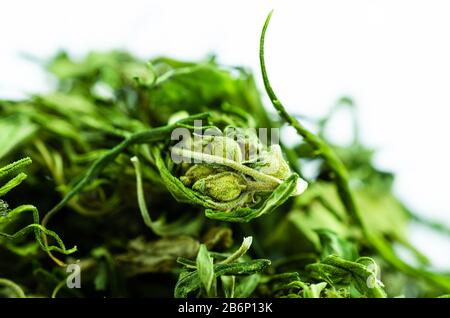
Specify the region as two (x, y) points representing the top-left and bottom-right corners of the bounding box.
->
(1, 204), (76, 256)
(42, 112), (209, 229)
(260, 10), (364, 229)
(51, 279), (66, 298)
(131, 156), (166, 236)
(0, 278), (26, 298)
(171, 147), (282, 186)
(260, 10), (450, 292)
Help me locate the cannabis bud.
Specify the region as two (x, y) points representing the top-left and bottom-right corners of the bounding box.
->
(192, 172), (247, 202)
(168, 124), (308, 213)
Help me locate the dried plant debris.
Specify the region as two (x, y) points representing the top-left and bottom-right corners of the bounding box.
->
(0, 12), (449, 298)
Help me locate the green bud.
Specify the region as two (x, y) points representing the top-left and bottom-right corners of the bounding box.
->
(192, 172), (247, 202)
(180, 165), (221, 186)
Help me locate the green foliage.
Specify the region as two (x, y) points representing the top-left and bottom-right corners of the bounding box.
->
(175, 237), (270, 298)
(0, 158), (76, 258)
(0, 11), (448, 298)
(306, 255), (386, 298)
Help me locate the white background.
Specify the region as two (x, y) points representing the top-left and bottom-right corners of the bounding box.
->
(1, 0), (449, 268)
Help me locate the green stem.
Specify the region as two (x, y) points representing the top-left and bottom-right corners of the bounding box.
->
(42, 112), (209, 229)
(260, 10), (450, 292)
(131, 156), (166, 236)
(246, 180), (277, 192)
(219, 237), (253, 264)
(51, 279), (66, 298)
(171, 147), (282, 186)
(1, 204), (76, 255)
(0, 278), (26, 298)
(0, 157), (32, 179)
(0, 172), (28, 197)
(260, 11), (365, 229)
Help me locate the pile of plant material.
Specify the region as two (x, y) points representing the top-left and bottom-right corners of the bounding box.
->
(0, 13), (449, 298)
